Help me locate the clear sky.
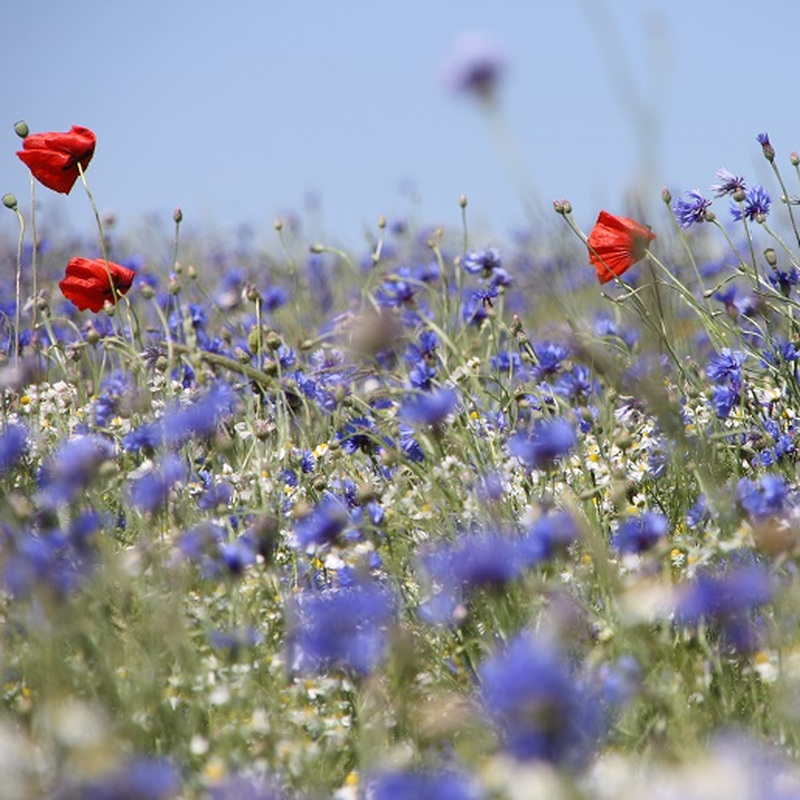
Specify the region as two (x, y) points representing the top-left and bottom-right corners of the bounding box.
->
(2, 1), (798, 251)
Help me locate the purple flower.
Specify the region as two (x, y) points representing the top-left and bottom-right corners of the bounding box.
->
(400, 387), (458, 426)
(368, 768), (479, 800)
(76, 756), (180, 800)
(479, 631), (604, 767)
(441, 31), (507, 99)
(128, 455), (187, 514)
(294, 495), (349, 548)
(287, 579), (395, 675)
(521, 511), (579, 563)
(0, 423), (28, 476)
(508, 417), (576, 470)
(673, 190), (712, 228)
(737, 474), (791, 520)
(712, 168), (746, 198)
(530, 340), (570, 381)
(611, 511), (668, 555)
(38, 434), (115, 505)
(712, 383), (740, 419)
(462, 247), (502, 276)
(676, 556), (773, 654)
(706, 349), (744, 387)
(757, 131), (775, 161)
(731, 184), (771, 222)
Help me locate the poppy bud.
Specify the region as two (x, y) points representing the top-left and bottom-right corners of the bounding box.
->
(791, 152), (800, 167)
(764, 248), (777, 267)
(266, 331), (283, 351)
(459, 194), (468, 208)
(13, 121), (29, 139)
(173, 207), (183, 224)
(2, 194), (17, 210)
(309, 243), (324, 254)
(661, 187), (672, 205)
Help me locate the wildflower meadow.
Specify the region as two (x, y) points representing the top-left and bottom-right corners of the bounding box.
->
(6, 61), (800, 800)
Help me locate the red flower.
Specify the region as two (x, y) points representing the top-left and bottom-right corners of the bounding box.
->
(16, 126), (96, 194)
(59, 257), (136, 312)
(587, 211), (656, 284)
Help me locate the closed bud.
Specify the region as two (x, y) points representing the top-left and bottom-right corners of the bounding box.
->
(309, 243), (324, 254)
(792, 151), (800, 167)
(173, 207), (183, 224)
(764, 248), (777, 267)
(459, 194), (468, 208)
(187, 264), (197, 280)
(266, 331), (283, 351)
(661, 187), (672, 205)
(13, 120), (29, 139)
(2, 193), (18, 210)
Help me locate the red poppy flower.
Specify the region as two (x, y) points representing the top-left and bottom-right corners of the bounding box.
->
(587, 210), (656, 284)
(16, 126), (96, 194)
(59, 257), (136, 312)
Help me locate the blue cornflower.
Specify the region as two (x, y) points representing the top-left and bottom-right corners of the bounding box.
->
(38, 434), (115, 506)
(128, 455), (187, 514)
(208, 775), (285, 800)
(368, 768), (479, 800)
(409, 360), (436, 390)
(178, 522), (226, 578)
(262, 285), (288, 311)
(461, 285), (498, 325)
(757, 131), (775, 161)
(210, 626), (263, 654)
(287, 579), (395, 675)
(737, 474), (791, 520)
(768, 265), (800, 296)
(400, 387), (458, 426)
(479, 631), (604, 767)
(706, 349), (744, 387)
(375, 270), (419, 308)
(611, 511), (668, 555)
(521, 511), (579, 563)
(294, 495), (349, 548)
(441, 30), (507, 99)
(731, 185), (771, 222)
(673, 190), (712, 228)
(712, 168), (746, 198)
(93, 371), (130, 428)
(461, 247), (502, 276)
(197, 480), (234, 511)
(530, 340), (570, 381)
(712, 383), (740, 419)
(163, 381), (238, 446)
(676, 555), (773, 654)
(337, 416), (378, 455)
(0, 423), (28, 476)
(553, 364), (597, 402)
(508, 417), (576, 470)
(77, 756), (181, 800)
(491, 350), (524, 374)
(122, 420), (164, 453)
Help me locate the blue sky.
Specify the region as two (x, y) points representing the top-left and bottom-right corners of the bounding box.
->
(2, 1), (798, 251)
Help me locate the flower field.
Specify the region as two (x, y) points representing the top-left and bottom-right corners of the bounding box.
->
(5, 119), (800, 799)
